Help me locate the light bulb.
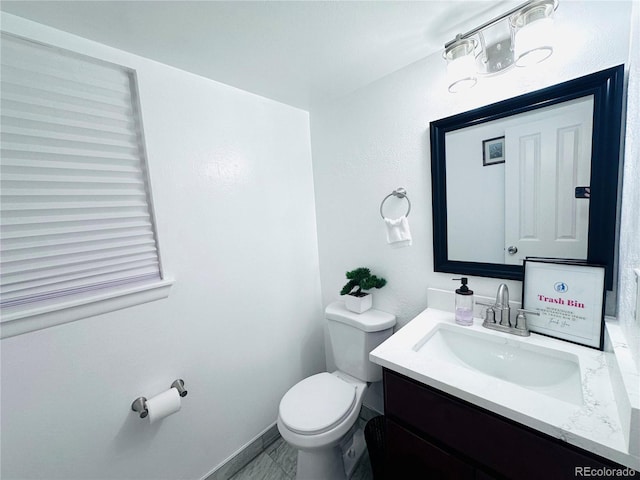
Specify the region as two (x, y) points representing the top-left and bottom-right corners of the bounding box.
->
(513, 2), (556, 67)
(447, 55), (477, 92)
(444, 39), (477, 93)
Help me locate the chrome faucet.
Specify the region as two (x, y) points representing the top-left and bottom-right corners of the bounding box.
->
(481, 283), (538, 337)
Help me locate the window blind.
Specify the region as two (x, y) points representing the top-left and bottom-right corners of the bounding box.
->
(1, 33), (162, 309)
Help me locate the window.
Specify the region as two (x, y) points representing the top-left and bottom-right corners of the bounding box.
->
(0, 33), (171, 336)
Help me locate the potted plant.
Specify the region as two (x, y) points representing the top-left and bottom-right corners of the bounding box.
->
(340, 267), (387, 313)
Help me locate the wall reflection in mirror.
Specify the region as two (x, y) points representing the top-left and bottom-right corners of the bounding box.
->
(430, 66), (624, 289)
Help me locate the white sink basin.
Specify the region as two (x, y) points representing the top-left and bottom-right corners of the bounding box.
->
(413, 323), (584, 405)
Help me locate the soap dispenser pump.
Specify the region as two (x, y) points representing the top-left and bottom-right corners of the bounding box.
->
(453, 277), (474, 326)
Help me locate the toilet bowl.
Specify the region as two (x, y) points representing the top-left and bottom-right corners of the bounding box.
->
(278, 371), (366, 479)
(277, 302), (396, 479)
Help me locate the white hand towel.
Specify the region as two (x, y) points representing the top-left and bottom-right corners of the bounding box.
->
(384, 215), (412, 247)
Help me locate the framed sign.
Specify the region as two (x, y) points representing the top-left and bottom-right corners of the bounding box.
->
(523, 258), (605, 350)
(482, 136), (505, 166)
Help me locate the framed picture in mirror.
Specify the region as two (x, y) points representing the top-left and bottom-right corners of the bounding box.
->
(482, 136), (505, 166)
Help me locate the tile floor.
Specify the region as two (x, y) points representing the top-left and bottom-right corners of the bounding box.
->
(228, 435), (374, 480)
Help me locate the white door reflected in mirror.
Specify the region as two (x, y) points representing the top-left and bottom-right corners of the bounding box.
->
(446, 96), (593, 265)
(504, 100), (592, 264)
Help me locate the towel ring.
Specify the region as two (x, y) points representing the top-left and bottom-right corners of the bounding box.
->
(380, 188), (411, 219)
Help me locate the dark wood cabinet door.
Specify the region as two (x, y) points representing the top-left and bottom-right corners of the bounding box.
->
(384, 418), (475, 480)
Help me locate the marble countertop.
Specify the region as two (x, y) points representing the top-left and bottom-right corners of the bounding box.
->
(370, 307), (640, 470)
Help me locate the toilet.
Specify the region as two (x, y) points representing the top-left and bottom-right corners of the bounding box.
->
(277, 301), (396, 479)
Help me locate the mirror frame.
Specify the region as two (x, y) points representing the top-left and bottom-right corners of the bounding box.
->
(430, 65), (625, 290)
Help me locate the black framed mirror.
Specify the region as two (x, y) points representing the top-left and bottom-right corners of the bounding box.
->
(430, 65), (625, 290)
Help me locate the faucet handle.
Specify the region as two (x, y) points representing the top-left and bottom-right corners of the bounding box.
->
(485, 307), (496, 324)
(515, 309), (539, 332)
(477, 301), (496, 324)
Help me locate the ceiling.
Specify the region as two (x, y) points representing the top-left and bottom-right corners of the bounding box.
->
(0, 1), (523, 110)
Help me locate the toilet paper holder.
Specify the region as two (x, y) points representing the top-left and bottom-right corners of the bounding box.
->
(131, 379), (188, 419)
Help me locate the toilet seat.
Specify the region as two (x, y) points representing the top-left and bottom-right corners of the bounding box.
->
(279, 372), (356, 435)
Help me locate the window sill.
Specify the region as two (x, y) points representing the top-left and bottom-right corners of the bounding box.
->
(0, 279), (174, 339)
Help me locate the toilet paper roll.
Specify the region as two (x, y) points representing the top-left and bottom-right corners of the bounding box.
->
(146, 387), (181, 424)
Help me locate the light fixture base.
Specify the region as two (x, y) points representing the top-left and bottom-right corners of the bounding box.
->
(481, 39), (515, 75)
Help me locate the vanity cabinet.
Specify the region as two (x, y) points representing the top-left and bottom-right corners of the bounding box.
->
(383, 369), (637, 479)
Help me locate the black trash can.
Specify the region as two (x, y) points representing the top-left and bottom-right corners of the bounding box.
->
(364, 415), (385, 480)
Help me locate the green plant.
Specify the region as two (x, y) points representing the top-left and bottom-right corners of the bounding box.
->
(340, 267), (387, 297)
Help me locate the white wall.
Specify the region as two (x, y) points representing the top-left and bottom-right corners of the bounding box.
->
(618, 0), (640, 364)
(310, 1), (638, 360)
(0, 13), (325, 480)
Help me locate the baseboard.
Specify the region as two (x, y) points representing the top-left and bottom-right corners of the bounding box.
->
(360, 403), (381, 422)
(202, 406), (378, 480)
(203, 422), (280, 480)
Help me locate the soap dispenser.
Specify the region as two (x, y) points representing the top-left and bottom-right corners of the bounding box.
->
(454, 277), (474, 326)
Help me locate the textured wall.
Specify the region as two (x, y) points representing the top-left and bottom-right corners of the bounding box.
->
(0, 13), (325, 480)
(618, 0), (640, 365)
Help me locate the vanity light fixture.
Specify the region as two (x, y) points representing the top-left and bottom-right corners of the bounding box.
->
(443, 0), (558, 93)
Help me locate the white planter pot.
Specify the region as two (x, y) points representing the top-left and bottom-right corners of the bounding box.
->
(344, 293), (372, 314)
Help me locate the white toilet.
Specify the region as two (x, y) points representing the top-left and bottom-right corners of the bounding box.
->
(277, 301), (396, 479)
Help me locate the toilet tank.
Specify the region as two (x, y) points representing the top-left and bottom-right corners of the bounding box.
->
(325, 301), (396, 382)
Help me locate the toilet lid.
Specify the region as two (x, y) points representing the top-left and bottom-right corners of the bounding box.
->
(279, 373), (356, 435)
